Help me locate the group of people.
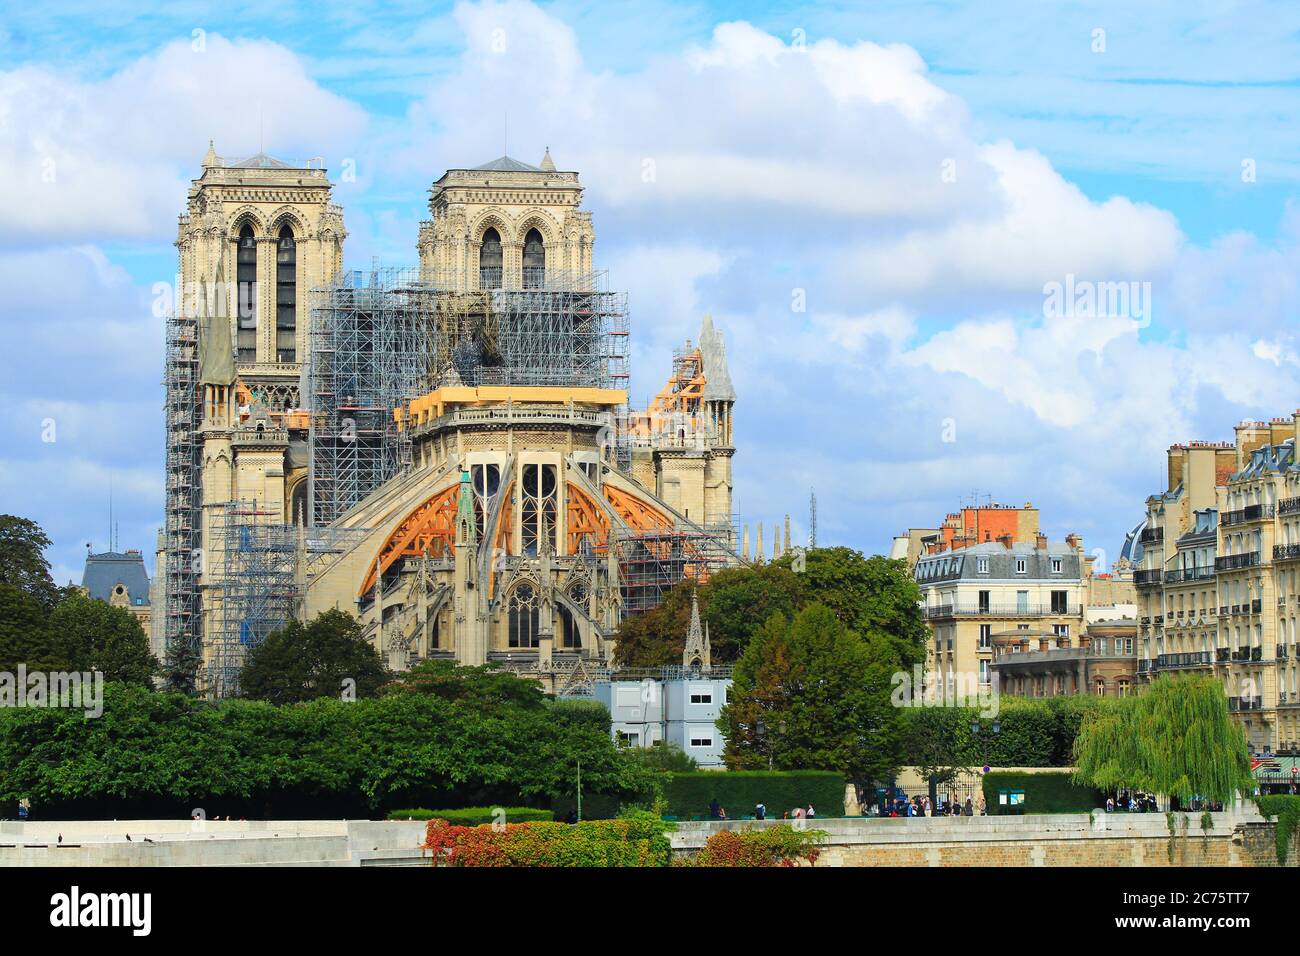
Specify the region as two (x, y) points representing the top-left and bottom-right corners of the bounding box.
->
(1105, 792), (1158, 813)
(708, 799), (815, 821)
(878, 794), (985, 817)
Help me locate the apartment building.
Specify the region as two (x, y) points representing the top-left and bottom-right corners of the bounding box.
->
(1134, 415), (1300, 754)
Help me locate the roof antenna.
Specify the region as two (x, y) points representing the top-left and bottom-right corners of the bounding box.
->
(504, 111), (508, 158)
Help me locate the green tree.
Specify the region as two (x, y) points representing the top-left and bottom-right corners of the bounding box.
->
(386, 659), (546, 710)
(611, 581), (698, 668)
(1072, 674), (1253, 806)
(0, 583), (60, 671)
(0, 515), (62, 613)
(240, 609), (390, 704)
(48, 592), (158, 684)
(162, 638), (203, 695)
(719, 603), (902, 781)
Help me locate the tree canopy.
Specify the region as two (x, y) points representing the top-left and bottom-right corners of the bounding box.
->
(0, 515), (63, 613)
(239, 609), (390, 704)
(718, 603), (903, 781)
(48, 591), (158, 684)
(1072, 674), (1253, 804)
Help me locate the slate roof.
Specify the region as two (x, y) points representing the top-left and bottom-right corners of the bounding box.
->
(81, 551), (150, 606)
(473, 155), (543, 172)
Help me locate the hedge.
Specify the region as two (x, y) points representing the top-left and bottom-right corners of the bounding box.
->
(661, 771), (845, 819)
(901, 696), (1114, 769)
(387, 807), (553, 824)
(982, 771), (1103, 815)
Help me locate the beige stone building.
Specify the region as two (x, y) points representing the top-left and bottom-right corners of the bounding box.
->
(162, 148), (738, 696)
(1133, 415), (1300, 754)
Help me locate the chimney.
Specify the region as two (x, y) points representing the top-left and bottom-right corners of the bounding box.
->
(997, 533), (1014, 550)
(1035, 532), (1047, 550)
(1065, 533), (1082, 551)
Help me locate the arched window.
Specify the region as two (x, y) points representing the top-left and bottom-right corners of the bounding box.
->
(236, 225), (257, 363)
(522, 227), (545, 289)
(276, 226), (296, 363)
(558, 603), (580, 649)
(520, 464), (557, 557)
(479, 228), (502, 289)
(508, 583), (539, 648)
(290, 481), (309, 527)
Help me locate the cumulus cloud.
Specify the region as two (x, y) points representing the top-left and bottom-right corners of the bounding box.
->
(0, 34), (367, 244)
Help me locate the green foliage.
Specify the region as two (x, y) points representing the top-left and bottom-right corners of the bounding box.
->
(720, 604), (903, 780)
(0, 583), (59, 672)
(981, 771), (1103, 814)
(386, 659), (545, 710)
(622, 743), (698, 773)
(900, 696), (1100, 770)
(48, 592), (158, 684)
(161, 638), (202, 695)
(386, 807), (554, 824)
(687, 824), (826, 867)
(1255, 795), (1300, 865)
(0, 515), (62, 613)
(613, 547), (927, 670)
(240, 609), (390, 703)
(1072, 674), (1253, 804)
(659, 770), (844, 819)
(0, 680), (654, 819)
(422, 814), (674, 866)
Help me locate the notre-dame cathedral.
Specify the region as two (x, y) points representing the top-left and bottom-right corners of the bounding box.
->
(159, 145), (739, 696)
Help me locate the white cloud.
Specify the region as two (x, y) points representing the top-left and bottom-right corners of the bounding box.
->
(0, 35), (367, 243)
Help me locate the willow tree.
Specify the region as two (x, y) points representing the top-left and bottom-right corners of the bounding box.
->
(1072, 674), (1252, 805)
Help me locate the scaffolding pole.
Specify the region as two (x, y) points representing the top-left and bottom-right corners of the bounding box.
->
(162, 307), (201, 660)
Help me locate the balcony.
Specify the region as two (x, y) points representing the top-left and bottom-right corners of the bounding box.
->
(1275, 544), (1300, 562)
(1139, 526), (1164, 545)
(1216, 647), (1231, 663)
(1221, 503), (1276, 527)
(1231, 647), (1251, 663)
(1165, 566), (1216, 584)
(1134, 569), (1163, 587)
(1216, 552), (1261, 572)
(1229, 697), (1264, 712)
(1278, 644), (1289, 660)
(925, 603), (1073, 619)
(1252, 598), (1263, 614)
(1157, 651), (1212, 669)
(1280, 496), (1300, 517)
(1137, 659), (1154, 673)
(1253, 645), (1263, 662)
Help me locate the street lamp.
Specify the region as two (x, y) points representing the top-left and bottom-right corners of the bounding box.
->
(971, 719), (1001, 772)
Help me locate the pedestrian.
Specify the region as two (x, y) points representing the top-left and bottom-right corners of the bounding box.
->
(806, 804), (816, 819)
(964, 797), (973, 817)
(709, 797), (721, 819)
(756, 802), (766, 821)
(793, 806), (805, 820)
(978, 797), (986, 816)
(924, 797), (932, 817)
(1106, 796), (1114, 813)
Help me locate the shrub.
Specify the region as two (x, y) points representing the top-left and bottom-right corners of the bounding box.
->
(982, 770), (1103, 814)
(661, 770), (844, 819)
(387, 807), (553, 824)
(1255, 795), (1300, 865)
(421, 813), (673, 867)
(687, 824), (825, 867)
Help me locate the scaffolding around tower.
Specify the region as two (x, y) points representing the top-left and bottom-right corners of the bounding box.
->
(610, 517), (739, 614)
(308, 266), (629, 526)
(163, 307), (202, 658)
(207, 501), (300, 698)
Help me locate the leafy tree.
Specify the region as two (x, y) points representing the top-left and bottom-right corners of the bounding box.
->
(240, 609), (390, 704)
(612, 547), (925, 670)
(772, 547), (928, 669)
(719, 603), (903, 781)
(0, 583), (59, 671)
(47, 592), (158, 684)
(0, 515), (62, 613)
(1072, 674), (1253, 806)
(622, 743), (698, 773)
(386, 659), (545, 710)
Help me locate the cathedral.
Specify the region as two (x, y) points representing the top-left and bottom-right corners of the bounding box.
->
(160, 146), (739, 695)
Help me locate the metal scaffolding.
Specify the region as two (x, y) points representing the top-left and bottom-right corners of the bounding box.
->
(611, 520), (738, 614)
(208, 501), (299, 698)
(163, 307), (202, 657)
(308, 266), (629, 526)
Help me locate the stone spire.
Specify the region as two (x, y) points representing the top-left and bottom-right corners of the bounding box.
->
(539, 147), (556, 172)
(203, 140), (219, 169)
(683, 590), (710, 670)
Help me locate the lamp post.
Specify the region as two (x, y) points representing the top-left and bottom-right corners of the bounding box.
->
(970, 718), (1001, 771)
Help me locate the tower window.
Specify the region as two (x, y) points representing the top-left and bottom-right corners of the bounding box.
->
(558, 603), (580, 649)
(276, 226), (296, 363)
(522, 228), (544, 289)
(479, 228), (502, 289)
(236, 225), (257, 363)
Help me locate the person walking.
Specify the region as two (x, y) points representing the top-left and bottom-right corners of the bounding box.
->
(964, 796), (974, 817)
(755, 802), (766, 820)
(709, 797), (722, 819)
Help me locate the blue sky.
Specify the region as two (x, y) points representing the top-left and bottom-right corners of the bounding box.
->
(1, 0), (1298, 584)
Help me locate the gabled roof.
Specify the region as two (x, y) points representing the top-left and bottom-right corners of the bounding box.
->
(473, 155), (543, 172)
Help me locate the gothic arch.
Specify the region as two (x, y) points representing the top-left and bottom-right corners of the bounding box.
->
(359, 483), (460, 595)
(227, 206), (268, 237)
(515, 210), (560, 248)
(267, 207), (307, 239)
(470, 210), (515, 247)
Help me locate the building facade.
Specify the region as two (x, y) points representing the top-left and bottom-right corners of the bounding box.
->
(163, 147), (740, 695)
(1133, 415), (1300, 754)
(79, 549), (152, 639)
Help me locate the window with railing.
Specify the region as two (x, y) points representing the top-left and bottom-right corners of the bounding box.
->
(479, 227), (503, 289)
